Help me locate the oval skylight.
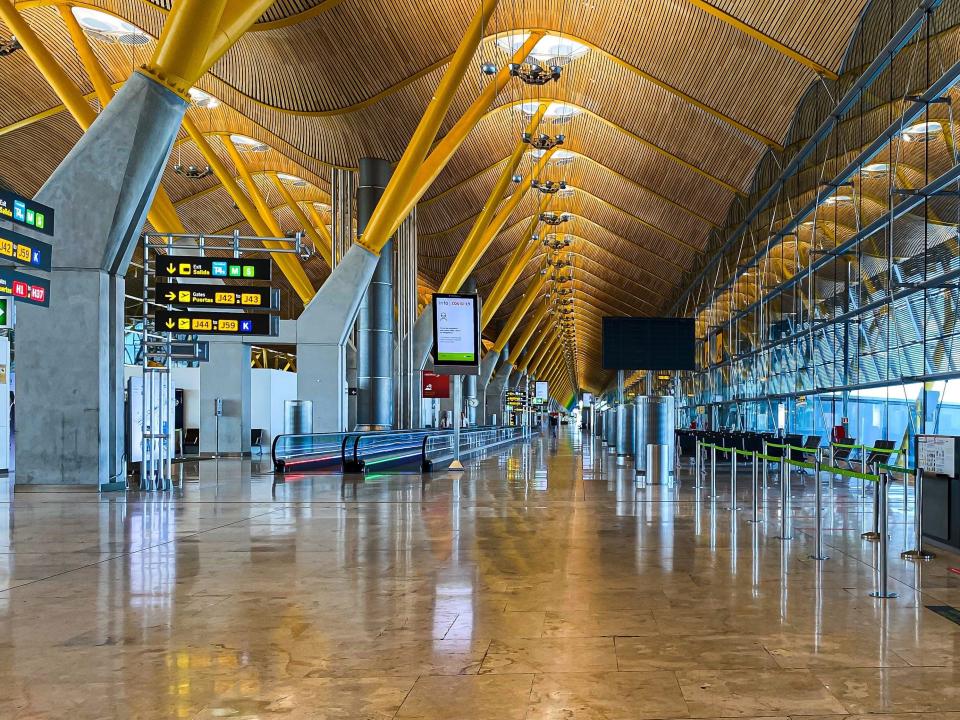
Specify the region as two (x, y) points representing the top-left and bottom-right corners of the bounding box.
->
(862, 162), (889, 174)
(230, 134), (269, 153)
(823, 194), (853, 205)
(902, 121), (942, 142)
(495, 32), (589, 66)
(73, 8), (149, 45)
(187, 87), (219, 109)
(518, 101), (580, 124)
(313, 202), (331, 213)
(277, 173), (308, 187)
(530, 148), (576, 166)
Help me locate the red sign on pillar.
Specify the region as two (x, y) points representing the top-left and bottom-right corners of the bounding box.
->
(422, 371), (450, 399)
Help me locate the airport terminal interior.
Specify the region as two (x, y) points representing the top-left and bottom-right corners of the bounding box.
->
(3, 0), (960, 717)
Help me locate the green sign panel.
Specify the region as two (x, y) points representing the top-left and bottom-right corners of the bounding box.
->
(0, 227), (53, 271)
(0, 189), (55, 236)
(0, 297), (11, 328)
(155, 309), (278, 336)
(155, 282), (278, 310)
(156, 256), (272, 280)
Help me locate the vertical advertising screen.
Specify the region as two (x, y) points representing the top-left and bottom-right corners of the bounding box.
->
(535, 381), (549, 400)
(432, 293), (481, 374)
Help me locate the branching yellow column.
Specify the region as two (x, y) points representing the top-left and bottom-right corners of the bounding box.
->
(492, 272), (548, 353)
(355, 0), (500, 255)
(269, 173), (333, 268)
(184, 120), (314, 302)
(481, 199), (550, 328)
(527, 333), (559, 375)
(0, 0), (184, 232)
(439, 106), (550, 294)
(390, 32), (545, 237)
(517, 322), (552, 373)
(306, 204), (335, 260)
(507, 302), (549, 365)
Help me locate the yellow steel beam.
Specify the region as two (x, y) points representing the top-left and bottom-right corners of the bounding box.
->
(517, 322), (552, 373)
(355, 0), (499, 255)
(524, 332), (558, 375)
(506, 301), (549, 365)
(306, 204), (335, 260)
(58, 4), (113, 103)
(143, 0), (228, 97)
(492, 271), (548, 353)
(442, 146), (556, 294)
(684, 0), (838, 79)
(269, 172), (333, 267)
(184, 120), (315, 301)
(390, 32), (544, 238)
(196, 0), (280, 82)
(437, 103), (548, 294)
(481, 200), (549, 328)
(0, 0), (185, 233)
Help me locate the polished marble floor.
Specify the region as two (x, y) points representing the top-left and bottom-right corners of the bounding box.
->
(1, 428), (960, 718)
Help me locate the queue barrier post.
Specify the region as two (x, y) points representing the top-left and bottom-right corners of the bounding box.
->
(709, 444), (718, 499)
(860, 451), (869, 499)
(869, 471), (898, 599)
(901, 466), (935, 561)
(810, 448), (829, 561)
(762, 440), (769, 502)
(748, 450), (761, 524)
(861, 461), (880, 541)
(779, 456), (792, 540)
(729, 447), (740, 511)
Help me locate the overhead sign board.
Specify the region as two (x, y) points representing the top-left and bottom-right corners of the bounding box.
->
(0, 189), (54, 236)
(155, 282), (279, 310)
(431, 293), (481, 375)
(169, 341), (210, 362)
(0, 227), (53, 272)
(505, 390), (527, 408)
(0, 266), (49, 307)
(156, 256), (272, 280)
(155, 309), (278, 336)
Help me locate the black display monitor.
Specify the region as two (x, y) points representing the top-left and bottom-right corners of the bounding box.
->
(601, 317), (696, 370)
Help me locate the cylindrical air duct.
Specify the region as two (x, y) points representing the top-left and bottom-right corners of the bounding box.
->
(284, 400), (313, 435)
(634, 395), (675, 481)
(356, 158), (395, 430)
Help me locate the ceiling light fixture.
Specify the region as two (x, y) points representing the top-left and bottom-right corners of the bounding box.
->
(173, 164), (213, 180)
(532, 179), (567, 195)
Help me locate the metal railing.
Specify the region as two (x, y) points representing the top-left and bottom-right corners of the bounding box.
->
(273, 425), (530, 474)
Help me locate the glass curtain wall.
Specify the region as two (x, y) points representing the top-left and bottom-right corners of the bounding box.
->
(676, 1), (960, 467)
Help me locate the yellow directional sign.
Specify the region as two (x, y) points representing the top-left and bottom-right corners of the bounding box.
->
(156, 309), (277, 336)
(155, 282), (278, 310)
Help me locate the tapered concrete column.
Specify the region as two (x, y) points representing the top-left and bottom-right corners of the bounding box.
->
(15, 73), (186, 489)
(355, 158), (395, 430)
(477, 349), (500, 426)
(485, 357), (513, 425)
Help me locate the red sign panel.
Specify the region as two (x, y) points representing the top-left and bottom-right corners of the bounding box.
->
(421, 371), (450, 399)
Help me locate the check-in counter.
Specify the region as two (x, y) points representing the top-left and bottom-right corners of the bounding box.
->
(917, 435), (960, 552)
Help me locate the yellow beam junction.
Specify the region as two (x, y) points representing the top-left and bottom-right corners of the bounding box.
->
(438, 103), (549, 294)
(143, 0), (228, 97)
(517, 322), (553, 373)
(507, 301), (549, 366)
(354, 0), (499, 255)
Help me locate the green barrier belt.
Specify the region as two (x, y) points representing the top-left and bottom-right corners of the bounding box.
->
(821, 464), (878, 482)
(734, 448), (754, 458)
(765, 442), (787, 449)
(877, 463), (914, 475)
(758, 453), (778, 462)
(784, 458), (815, 470)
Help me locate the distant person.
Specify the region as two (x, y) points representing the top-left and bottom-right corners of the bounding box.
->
(549, 413), (559, 437)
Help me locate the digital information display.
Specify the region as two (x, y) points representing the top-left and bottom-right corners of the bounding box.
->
(0, 189), (54, 236)
(431, 293), (480, 374)
(157, 257), (272, 280)
(155, 309), (278, 336)
(155, 282), (279, 310)
(505, 390), (527, 408)
(0, 266), (50, 307)
(535, 381), (549, 400)
(0, 227), (53, 271)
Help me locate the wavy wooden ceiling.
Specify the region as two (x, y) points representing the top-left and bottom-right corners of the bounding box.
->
(0, 0), (873, 391)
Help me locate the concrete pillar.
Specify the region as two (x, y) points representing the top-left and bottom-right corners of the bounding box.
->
(485, 360), (513, 425)
(15, 73), (186, 489)
(199, 338), (251, 455)
(477, 349), (500, 427)
(355, 158), (394, 430)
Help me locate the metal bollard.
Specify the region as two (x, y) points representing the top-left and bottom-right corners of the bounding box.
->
(710, 444), (718, 499)
(870, 471), (898, 599)
(860, 452), (868, 499)
(748, 451), (761, 524)
(729, 448), (740, 511)
(861, 462), (880, 541)
(810, 449), (828, 560)
(762, 440), (768, 499)
(695, 441), (702, 489)
(778, 457), (792, 540)
(902, 467), (935, 561)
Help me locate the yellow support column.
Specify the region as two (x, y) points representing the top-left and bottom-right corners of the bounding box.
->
(517, 322), (552, 373)
(306, 204), (336, 263)
(481, 201), (549, 328)
(527, 333), (559, 375)
(355, 0), (500, 255)
(269, 173), (333, 267)
(439, 106), (550, 294)
(183, 120), (314, 301)
(507, 302), (549, 365)
(197, 0), (285, 80)
(492, 272), (548, 353)
(142, 0), (229, 97)
(390, 33), (545, 237)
